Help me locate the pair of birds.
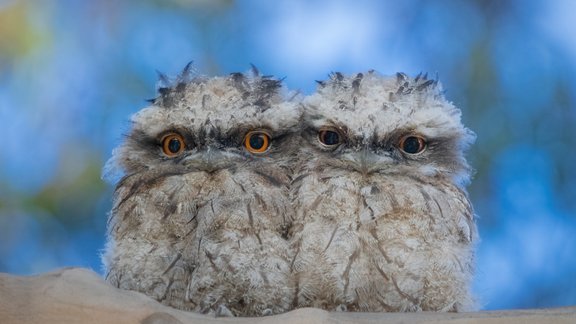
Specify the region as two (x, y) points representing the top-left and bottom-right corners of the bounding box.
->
(102, 64), (478, 317)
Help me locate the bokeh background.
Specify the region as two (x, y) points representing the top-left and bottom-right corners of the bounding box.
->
(1, 0), (575, 311)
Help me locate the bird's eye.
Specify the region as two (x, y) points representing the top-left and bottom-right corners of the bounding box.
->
(244, 131), (271, 154)
(399, 135), (427, 154)
(318, 128), (341, 147)
(161, 133), (186, 157)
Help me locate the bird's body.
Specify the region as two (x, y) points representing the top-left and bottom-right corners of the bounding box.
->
(102, 66), (300, 316)
(291, 71), (477, 312)
(103, 66), (478, 316)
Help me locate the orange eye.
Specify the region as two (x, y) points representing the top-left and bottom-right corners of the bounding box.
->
(318, 128), (341, 147)
(244, 131), (271, 154)
(161, 133), (186, 157)
(399, 135), (427, 154)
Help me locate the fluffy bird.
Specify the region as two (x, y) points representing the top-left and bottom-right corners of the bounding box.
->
(102, 65), (301, 316)
(290, 71), (477, 312)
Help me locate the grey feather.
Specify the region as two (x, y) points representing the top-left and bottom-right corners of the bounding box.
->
(291, 71), (478, 312)
(102, 66), (302, 317)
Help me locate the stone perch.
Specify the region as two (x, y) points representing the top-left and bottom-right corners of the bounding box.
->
(0, 267), (574, 324)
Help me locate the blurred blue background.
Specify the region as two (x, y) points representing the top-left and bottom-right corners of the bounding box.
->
(1, 0), (575, 311)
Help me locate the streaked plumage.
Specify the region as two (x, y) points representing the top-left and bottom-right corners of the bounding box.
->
(291, 71), (478, 312)
(102, 65), (301, 316)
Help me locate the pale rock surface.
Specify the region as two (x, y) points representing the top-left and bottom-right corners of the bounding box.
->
(0, 267), (574, 324)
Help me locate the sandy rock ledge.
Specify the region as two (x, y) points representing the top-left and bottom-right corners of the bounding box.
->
(0, 267), (574, 324)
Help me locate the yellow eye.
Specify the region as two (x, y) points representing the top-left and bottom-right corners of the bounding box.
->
(244, 131), (271, 154)
(399, 135), (427, 154)
(161, 133), (186, 157)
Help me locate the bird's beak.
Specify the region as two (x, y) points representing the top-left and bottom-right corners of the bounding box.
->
(200, 148), (224, 173)
(357, 147), (374, 176)
(184, 148), (235, 173)
(348, 147), (392, 176)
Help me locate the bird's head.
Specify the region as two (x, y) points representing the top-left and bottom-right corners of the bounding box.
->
(302, 71), (475, 186)
(104, 65), (301, 184)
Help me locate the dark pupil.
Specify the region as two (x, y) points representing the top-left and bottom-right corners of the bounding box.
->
(322, 131), (339, 145)
(403, 137), (421, 154)
(168, 138), (181, 153)
(249, 134), (265, 149)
